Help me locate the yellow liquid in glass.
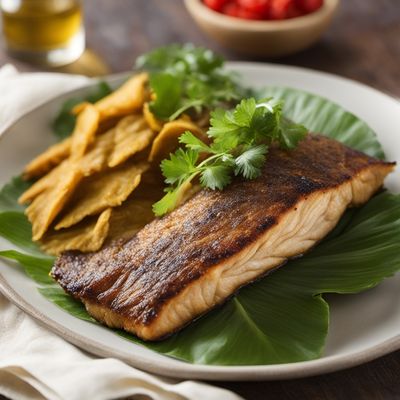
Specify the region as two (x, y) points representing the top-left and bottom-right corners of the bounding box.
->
(2, 0), (82, 51)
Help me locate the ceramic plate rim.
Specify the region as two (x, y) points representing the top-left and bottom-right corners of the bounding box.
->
(0, 62), (399, 381)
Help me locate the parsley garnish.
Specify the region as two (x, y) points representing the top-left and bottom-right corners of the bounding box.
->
(135, 44), (248, 121)
(153, 98), (308, 216)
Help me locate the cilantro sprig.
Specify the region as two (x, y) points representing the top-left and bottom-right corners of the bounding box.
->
(153, 98), (308, 216)
(136, 44), (248, 121)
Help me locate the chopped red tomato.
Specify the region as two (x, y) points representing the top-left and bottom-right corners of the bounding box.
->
(204, 0), (231, 12)
(223, 0), (266, 19)
(222, 2), (240, 17)
(296, 0), (323, 13)
(237, 7), (265, 19)
(269, 0), (292, 19)
(286, 3), (304, 18)
(203, 0), (323, 19)
(237, 0), (271, 17)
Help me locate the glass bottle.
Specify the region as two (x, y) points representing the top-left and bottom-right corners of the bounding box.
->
(1, 0), (85, 66)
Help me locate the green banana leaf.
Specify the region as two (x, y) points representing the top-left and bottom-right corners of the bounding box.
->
(259, 87), (385, 159)
(0, 176), (31, 212)
(0, 87), (398, 366)
(0, 250), (54, 285)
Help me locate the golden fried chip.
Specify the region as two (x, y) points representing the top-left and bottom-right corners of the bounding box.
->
(19, 160), (70, 205)
(95, 73), (148, 121)
(105, 170), (166, 243)
(108, 115), (154, 168)
(106, 197), (155, 244)
(23, 137), (71, 180)
(41, 208), (112, 255)
(71, 101), (89, 115)
(79, 128), (116, 176)
(143, 102), (163, 132)
(26, 167), (83, 241)
(70, 103), (100, 158)
(148, 119), (205, 163)
(97, 116), (124, 134)
(19, 129), (116, 205)
(55, 161), (149, 230)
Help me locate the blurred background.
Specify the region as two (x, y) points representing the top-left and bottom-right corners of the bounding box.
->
(0, 0), (398, 96)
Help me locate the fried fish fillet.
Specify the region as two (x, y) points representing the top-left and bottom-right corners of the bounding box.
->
(52, 135), (395, 341)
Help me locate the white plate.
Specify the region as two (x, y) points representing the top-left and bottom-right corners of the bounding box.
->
(0, 63), (399, 381)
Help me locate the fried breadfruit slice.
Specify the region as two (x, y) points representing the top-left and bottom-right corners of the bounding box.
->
(19, 129), (116, 205)
(22, 73), (147, 180)
(106, 198), (155, 244)
(22, 109), (110, 182)
(79, 128), (116, 176)
(19, 160), (70, 204)
(108, 115), (154, 168)
(94, 73), (149, 121)
(105, 169), (164, 244)
(26, 166), (83, 241)
(40, 208), (112, 256)
(23, 137), (71, 180)
(70, 103), (100, 158)
(55, 161), (149, 230)
(148, 119), (205, 163)
(143, 102), (163, 132)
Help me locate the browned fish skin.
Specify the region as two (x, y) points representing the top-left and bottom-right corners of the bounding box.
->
(52, 135), (395, 340)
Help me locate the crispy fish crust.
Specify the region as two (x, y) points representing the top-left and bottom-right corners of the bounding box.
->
(52, 135), (395, 340)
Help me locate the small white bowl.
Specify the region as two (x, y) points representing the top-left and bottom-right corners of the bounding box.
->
(184, 0), (340, 58)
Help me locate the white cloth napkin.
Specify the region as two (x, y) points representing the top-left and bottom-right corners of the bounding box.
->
(0, 66), (243, 400)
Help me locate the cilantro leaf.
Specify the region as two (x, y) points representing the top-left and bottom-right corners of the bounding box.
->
(136, 44), (224, 76)
(160, 148), (198, 185)
(208, 109), (242, 149)
(233, 98), (256, 127)
(279, 117), (308, 149)
(136, 44), (246, 121)
(200, 164), (232, 190)
(154, 97), (308, 217)
(234, 145), (268, 179)
(179, 131), (212, 153)
(152, 188), (181, 217)
(149, 73), (182, 120)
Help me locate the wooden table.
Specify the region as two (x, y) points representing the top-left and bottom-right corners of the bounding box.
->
(0, 1), (399, 399)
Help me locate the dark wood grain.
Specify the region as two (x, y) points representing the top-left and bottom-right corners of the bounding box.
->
(82, 0), (400, 97)
(1, 0), (399, 97)
(0, 1), (399, 399)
